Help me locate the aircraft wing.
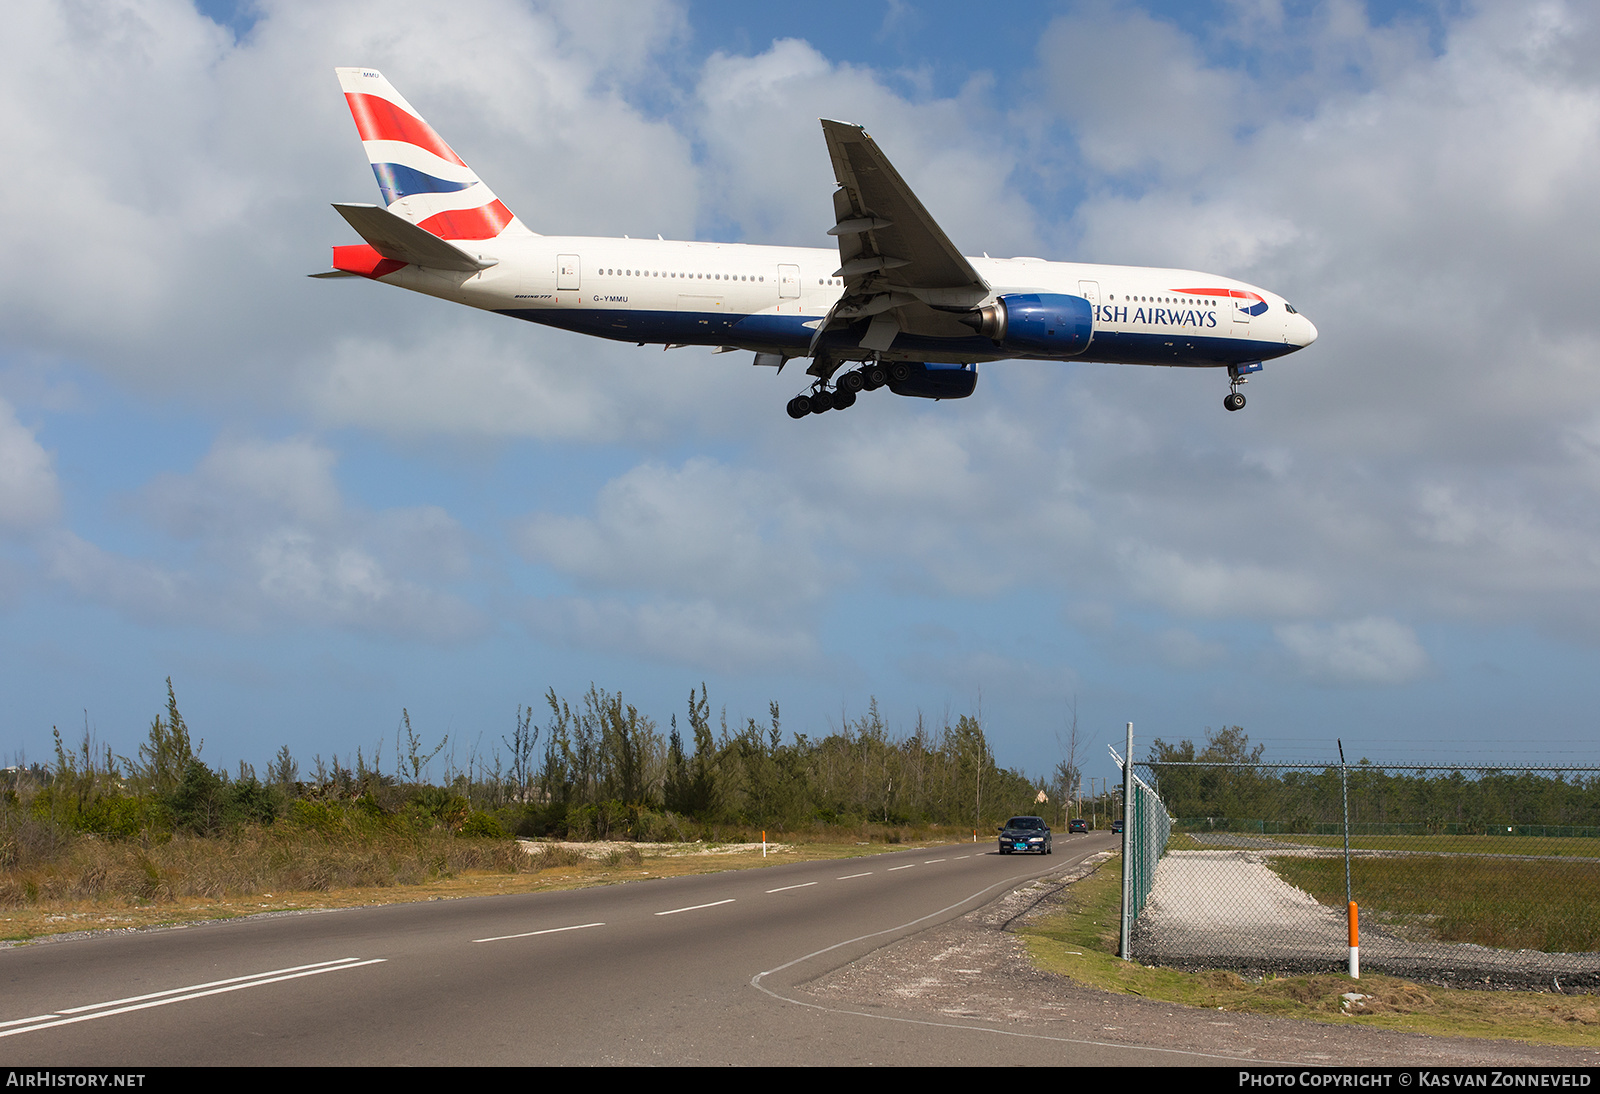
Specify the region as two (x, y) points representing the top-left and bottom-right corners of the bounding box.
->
(808, 121), (991, 363)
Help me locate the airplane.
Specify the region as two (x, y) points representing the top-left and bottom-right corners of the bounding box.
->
(317, 68), (1317, 417)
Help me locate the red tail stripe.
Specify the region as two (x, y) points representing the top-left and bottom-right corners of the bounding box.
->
(417, 200), (513, 240)
(344, 93), (466, 166)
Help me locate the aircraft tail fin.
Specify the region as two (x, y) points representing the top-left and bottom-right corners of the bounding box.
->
(335, 67), (535, 241)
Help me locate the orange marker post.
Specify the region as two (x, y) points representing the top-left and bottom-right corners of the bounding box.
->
(1348, 901), (1360, 979)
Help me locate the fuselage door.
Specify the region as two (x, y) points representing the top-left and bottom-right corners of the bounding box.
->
(1078, 280), (1101, 329)
(1231, 290), (1252, 336)
(778, 264), (800, 299)
(557, 254), (581, 291)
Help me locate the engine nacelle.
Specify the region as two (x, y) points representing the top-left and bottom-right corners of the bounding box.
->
(962, 293), (1094, 357)
(886, 361), (979, 400)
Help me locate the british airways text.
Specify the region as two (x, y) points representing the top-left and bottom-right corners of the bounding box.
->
(1096, 305), (1220, 328)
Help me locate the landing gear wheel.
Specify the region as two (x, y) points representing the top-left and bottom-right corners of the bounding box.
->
(1224, 391), (1246, 412)
(810, 391), (832, 415)
(786, 396), (812, 419)
(838, 370), (864, 393)
(889, 362), (911, 383)
(862, 365), (888, 391)
(831, 387), (857, 411)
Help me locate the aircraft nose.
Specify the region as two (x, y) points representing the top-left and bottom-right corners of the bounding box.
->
(1295, 314), (1318, 347)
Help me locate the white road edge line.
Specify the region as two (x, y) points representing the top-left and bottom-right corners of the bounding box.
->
(766, 882), (818, 894)
(888, 864), (915, 871)
(836, 872), (872, 879)
(474, 922), (604, 943)
(0, 959), (387, 1040)
(655, 898), (735, 916)
(59, 957), (364, 1014)
(923, 858), (946, 863)
(0, 1014), (61, 1031)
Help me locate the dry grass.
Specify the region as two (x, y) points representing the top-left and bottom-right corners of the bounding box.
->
(1267, 854), (1600, 953)
(0, 827), (531, 909)
(0, 829), (942, 942)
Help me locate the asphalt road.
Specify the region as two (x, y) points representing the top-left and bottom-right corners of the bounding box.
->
(0, 831), (1258, 1066)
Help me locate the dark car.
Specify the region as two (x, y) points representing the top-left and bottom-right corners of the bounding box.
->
(998, 815), (1052, 854)
(1068, 817), (1088, 833)
(1110, 819), (1124, 834)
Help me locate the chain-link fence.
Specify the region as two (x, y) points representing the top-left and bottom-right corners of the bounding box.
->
(1112, 743), (1172, 961)
(1119, 760), (1600, 991)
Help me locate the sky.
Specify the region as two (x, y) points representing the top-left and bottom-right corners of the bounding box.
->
(2, 0), (1598, 786)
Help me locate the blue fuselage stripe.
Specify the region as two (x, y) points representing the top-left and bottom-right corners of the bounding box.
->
(495, 308), (1299, 367)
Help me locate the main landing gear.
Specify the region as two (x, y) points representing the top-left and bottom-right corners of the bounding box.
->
(786, 362), (902, 419)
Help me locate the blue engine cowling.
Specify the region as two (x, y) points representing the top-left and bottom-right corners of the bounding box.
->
(886, 361), (978, 400)
(963, 293), (1094, 357)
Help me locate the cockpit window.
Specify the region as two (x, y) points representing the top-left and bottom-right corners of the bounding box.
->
(1284, 303), (1298, 314)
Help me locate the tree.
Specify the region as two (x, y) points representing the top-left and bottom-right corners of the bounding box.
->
(398, 708), (447, 784)
(128, 679), (199, 796)
(502, 704), (540, 801)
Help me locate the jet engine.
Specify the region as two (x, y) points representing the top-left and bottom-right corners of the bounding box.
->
(886, 361), (978, 400)
(960, 293), (1094, 357)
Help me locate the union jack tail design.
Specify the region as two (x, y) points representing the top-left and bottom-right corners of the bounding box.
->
(336, 67), (533, 241)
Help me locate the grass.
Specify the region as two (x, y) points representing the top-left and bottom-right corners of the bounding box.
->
(1018, 855), (1600, 1047)
(0, 829), (968, 943)
(1267, 855), (1600, 953)
(1175, 831), (1600, 859)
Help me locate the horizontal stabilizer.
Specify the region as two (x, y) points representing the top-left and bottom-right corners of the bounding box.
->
(331, 203), (498, 272)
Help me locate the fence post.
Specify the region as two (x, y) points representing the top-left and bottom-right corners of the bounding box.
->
(1120, 721), (1133, 961)
(1348, 901), (1360, 979)
(1339, 738), (1351, 910)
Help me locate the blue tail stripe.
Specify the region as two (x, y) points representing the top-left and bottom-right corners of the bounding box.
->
(370, 162), (474, 205)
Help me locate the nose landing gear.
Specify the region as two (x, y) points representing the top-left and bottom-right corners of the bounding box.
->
(1224, 361), (1263, 412)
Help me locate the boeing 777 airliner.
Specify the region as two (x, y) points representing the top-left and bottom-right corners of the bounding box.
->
(317, 68), (1317, 417)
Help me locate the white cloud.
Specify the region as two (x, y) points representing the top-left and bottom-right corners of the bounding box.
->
(5, 0), (1600, 735)
(690, 37), (1037, 253)
(1275, 617), (1431, 685)
(1038, 3), (1246, 179)
(48, 435), (481, 640)
(1115, 543), (1324, 619)
(0, 397), (60, 532)
(518, 456), (826, 612)
(525, 595), (818, 672)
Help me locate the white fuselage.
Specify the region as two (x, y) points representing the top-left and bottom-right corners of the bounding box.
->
(368, 234), (1317, 368)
